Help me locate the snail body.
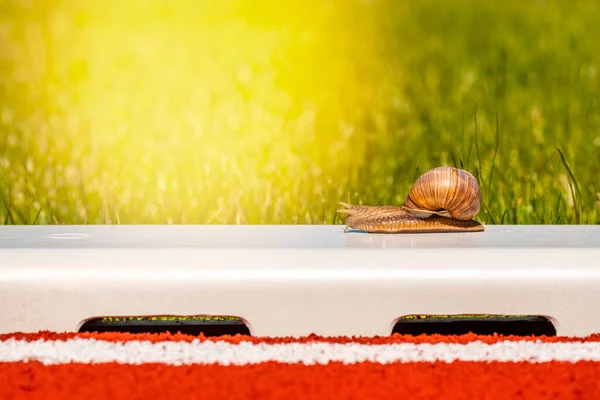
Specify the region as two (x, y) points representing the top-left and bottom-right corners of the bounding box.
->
(338, 166), (484, 233)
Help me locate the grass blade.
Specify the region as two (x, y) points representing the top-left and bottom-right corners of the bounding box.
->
(487, 111), (500, 196)
(32, 209), (42, 225)
(557, 147), (582, 224)
(484, 203), (496, 224)
(0, 185), (16, 225)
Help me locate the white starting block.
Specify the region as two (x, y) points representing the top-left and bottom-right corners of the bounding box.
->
(0, 225), (599, 337)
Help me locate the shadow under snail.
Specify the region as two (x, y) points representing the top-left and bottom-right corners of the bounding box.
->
(338, 166), (485, 233)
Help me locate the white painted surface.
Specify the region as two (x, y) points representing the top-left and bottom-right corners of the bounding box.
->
(2, 338), (600, 365)
(0, 225), (599, 337)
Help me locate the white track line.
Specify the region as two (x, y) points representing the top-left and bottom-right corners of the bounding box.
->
(2, 339), (600, 365)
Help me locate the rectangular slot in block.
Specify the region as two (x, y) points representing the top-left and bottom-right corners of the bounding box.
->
(79, 315), (251, 337)
(392, 315), (556, 337)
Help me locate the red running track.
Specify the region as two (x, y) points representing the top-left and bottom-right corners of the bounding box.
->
(1, 332), (600, 400)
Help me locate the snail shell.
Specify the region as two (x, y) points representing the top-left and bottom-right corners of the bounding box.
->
(401, 166), (481, 221)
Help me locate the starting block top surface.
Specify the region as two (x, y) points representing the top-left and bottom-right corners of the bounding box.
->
(0, 224), (599, 249)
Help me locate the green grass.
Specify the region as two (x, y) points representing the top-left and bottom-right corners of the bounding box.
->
(0, 0), (599, 225)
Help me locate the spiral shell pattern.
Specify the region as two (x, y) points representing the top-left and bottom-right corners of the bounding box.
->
(401, 166), (481, 221)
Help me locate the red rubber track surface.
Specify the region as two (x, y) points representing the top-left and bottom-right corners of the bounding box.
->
(2, 360), (600, 400)
(4, 331), (600, 344)
(2, 332), (600, 400)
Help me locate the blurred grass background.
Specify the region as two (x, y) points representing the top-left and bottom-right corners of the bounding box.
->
(0, 0), (598, 225)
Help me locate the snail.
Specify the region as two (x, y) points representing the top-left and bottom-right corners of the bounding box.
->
(337, 166), (484, 233)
